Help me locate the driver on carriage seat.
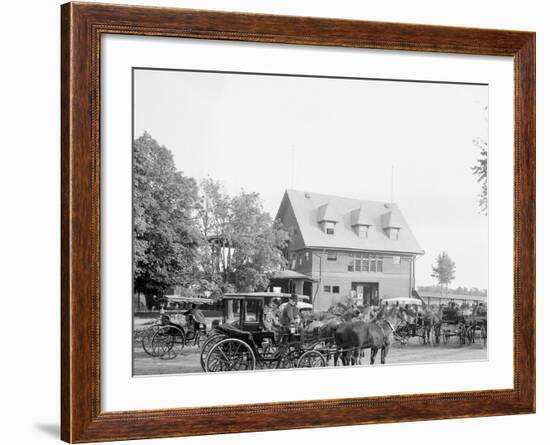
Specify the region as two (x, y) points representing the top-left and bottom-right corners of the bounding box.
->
(280, 294), (301, 330)
(184, 303), (206, 332)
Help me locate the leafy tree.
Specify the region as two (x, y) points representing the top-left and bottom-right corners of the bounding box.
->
(196, 178), (232, 283)
(472, 137), (488, 215)
(431, 251), (456, 297)
(229, 191), (289, 291)
(133, 132), (200, 309)
(197, 178), (289, 292)
(132, 136), (289, 305)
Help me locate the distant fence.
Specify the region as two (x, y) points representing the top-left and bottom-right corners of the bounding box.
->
(420, 293), (487, 306)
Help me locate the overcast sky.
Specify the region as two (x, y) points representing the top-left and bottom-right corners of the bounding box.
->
(134, 68), (488, 290)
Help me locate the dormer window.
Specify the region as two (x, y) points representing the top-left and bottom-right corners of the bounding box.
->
(351, 206), (373, 238)
(387, 227), (399, 240)
(381, 210), (402, 240)
(317, 203), (339, 235)
(357, 225), (369, 238)
(324, 221), (335, 235)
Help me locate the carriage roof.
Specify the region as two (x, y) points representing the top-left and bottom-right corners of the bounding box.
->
(381, 297), (423, 306)
(221, 292), (310, 301)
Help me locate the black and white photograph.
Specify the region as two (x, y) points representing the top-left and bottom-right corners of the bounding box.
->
(132, 68), (489, 376)
(1, 0), (543, 444)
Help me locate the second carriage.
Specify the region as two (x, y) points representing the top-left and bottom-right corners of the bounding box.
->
(440, 302), (487, 346)
(200, 292), (325, 372)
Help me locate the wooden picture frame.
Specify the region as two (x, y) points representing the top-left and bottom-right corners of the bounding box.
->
(61, 2), (535, 442)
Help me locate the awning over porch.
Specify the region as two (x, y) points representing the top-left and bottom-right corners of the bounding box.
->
(268, 270), (317, 297)
(270, 270), (317, 281)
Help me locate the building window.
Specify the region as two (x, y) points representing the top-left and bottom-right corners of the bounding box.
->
(332, 286), (340, 293)
(388, 227), (399, 240)
(369, 256), (377, 271)
(324, 221), (335, 235)
(305, 252), (310, 261)
(358, 225), (368, 238)
(327, 253), (337, 261)
(323, 285), (331, 292)
(393, 255), (401, 265)
(350, 254), (384, 272)
(299, 254), (303, 265)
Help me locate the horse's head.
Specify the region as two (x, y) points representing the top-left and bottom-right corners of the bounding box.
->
(373, 305), (388, 321)
(383, 306), (407, 330)
(349, 307), (362, 319)
(400, 306), (417, 324)
(381, 307), (408, 344)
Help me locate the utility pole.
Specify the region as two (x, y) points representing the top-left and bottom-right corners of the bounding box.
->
(290, 146), (295, 190)
(390, 164), (394, 207)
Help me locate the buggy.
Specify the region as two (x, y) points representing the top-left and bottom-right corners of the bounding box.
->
(440, 303), (468, 344)
(141, 312), (208, 360)
(200, 293), (325, 372)
(463, 302), (487, 346)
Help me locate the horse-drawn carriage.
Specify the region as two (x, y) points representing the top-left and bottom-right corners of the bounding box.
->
(439, 302), (487, 346)
(140, 311), (208, 360)
(384, 296), (487, 347)
(200, 292), (325, 372)
(379, 297), (435, 344)
(463, 302), (487, 346)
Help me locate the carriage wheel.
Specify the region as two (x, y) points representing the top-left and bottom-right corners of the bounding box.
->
(297, 350), (326, 368)
(460, 326), (467, 345)
(199, 334), (226, 371)
(481, 325), (487, 347)
(470, 325), (478, 345)
(420, 328), (427, 344)
(141, 325), (160, 357)
(151, 326), (185, 360)
(277, 344), (302, 369)
(184, 329), (195, 343)
(205, 338), (256, 372)
(195, 331), (208, 349)
(434, 327), (441, 345)
(465, 326), (472, 345)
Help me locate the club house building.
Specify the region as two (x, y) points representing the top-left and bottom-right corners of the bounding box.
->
(276, 190), (424, 311)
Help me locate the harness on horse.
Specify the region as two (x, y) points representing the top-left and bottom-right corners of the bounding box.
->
(377, 319), (408, 344)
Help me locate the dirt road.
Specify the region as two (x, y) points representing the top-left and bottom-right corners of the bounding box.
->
(133, 339), (487, 376)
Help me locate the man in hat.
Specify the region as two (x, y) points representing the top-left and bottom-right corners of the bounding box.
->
(280, 294), (300, 328)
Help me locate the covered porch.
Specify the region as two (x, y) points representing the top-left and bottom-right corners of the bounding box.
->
(267, 270), (317, 298)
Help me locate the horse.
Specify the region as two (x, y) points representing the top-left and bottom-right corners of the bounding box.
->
(303, 308), (361, 364)
(333, 306), (408, 366)
(420, 304), (444, 344)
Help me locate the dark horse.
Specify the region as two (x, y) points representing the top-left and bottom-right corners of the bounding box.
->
(419, 304), (444, 344)
(334, 306), (407, 366)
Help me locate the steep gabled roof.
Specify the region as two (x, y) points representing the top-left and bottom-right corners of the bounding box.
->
(276, 189), (424, 255)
